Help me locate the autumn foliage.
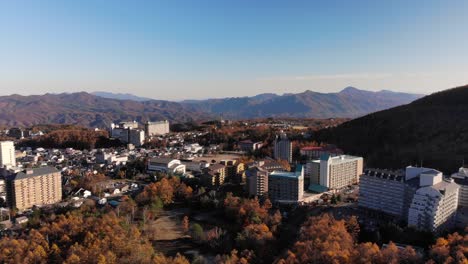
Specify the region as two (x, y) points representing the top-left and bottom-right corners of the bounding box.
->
(136, 177), (193, 206)
(0, 211), (189, 264)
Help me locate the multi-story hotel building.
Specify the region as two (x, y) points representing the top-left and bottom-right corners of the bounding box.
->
(268, 165), (304, 203)
(245, 166), (268, 197)
(273, 133), (292, 163)
(360, 166), (460, 232)
(306, 155), (363, 191)
(408, 170), (459, 232)
(451, 167), (468, 208)
(359, 168), (417, 219)
(6, 167), (62, 210)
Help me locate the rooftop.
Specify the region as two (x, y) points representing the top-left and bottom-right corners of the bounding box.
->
(10, 167), (59, 180)
(270, 165), (303, 179)
(149, 157), (178, 165)
(322, 154), (362, 163)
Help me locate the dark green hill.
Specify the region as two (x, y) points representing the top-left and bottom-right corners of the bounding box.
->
(315, 85), (468, 173)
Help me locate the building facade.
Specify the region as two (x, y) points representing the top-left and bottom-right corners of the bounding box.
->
(359, 169), (418, 219)
(147, 158), (186, 175)
(245, 166), (268, 197)
(201, 164), (226, 187)
(308, 155), (363, 190)
(305, 160), (320, 185)
(145, 120), (170, 137)
(451, 167), (468, 208)
(300, 145), (343, 159)
(359, 166), (460, 232)
(110, 122), (145, 146)
(239, 140), (263, 152)
(273, 133), (292, 163)
(0, 141), (16, 168)
(408, 170), (459, 232)
(268, 166), (304, 203)
(6, 167), (62, 210)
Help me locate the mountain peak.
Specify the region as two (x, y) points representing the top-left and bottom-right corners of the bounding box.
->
(339, 86), (362, 93)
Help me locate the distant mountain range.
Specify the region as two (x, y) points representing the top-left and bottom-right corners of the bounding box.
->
(179, 87), (423, 119)
(316, 84), (468, 173)
(0, 87), (422, 128)
(91, 91), (154, 102)
(0, 92), (208, 128)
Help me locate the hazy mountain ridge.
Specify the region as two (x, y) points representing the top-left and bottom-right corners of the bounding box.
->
(180, 87), (423, 119)
(315, 84), (468, 173)
(0, 92), (209, 128)
(0, 87), (422, 128)
(91, 91), (154, 102)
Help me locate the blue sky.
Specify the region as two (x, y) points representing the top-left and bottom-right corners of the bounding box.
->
(1, 0), (467, 100)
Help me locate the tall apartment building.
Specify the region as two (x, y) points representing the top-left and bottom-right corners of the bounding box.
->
(245, 166), (268, 197)
(451, 167), (468, 208)
(0, 141), (16, 168)
(359, 166), (459, 232)
(273, 133), (292, 163)
(145, 120), (170, 137)
(408, 170), (459, 232)
(268, 165), (304, 203)
(6, 167), (62, 210)
(306, 155), (363, 191)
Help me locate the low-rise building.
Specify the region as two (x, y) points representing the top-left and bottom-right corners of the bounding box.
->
(147, 158), (186, 175)
(239, 140), (263, 152)
(300, 145), (343, 159)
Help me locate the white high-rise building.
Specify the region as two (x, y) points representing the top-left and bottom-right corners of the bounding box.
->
(0, 141), (16, 168)
(307, 155), (363, 190)
(451, 167), (468, 208)
(359, 166), (460, 232)
(273, 133), (292, 163)
(408, 170), (459, 232)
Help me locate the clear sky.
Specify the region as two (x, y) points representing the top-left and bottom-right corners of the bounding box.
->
(1, 0), (467, 100)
